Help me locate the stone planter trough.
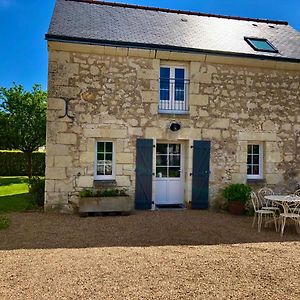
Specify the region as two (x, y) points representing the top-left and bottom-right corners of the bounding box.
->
(79, 196), (134, 217)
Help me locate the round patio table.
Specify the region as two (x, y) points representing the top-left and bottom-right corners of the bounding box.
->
(265, 195), (300, 214)
(265, 195), (300, 236)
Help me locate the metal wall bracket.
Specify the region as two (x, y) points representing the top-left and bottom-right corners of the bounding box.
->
(59, 98), (75, 121)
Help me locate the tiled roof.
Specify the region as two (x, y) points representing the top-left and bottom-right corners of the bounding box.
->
(46, 0), (300, 62)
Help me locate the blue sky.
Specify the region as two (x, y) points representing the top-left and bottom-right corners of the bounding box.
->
(0, 0), (299, 91)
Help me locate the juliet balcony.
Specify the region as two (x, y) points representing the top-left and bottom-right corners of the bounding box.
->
(158, 77), (190, 114)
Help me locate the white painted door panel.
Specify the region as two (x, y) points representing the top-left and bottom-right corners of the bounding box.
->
(155, 143), (184, 205)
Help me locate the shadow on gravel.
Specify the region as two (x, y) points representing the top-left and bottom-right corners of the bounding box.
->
(0, 210), (299, 250)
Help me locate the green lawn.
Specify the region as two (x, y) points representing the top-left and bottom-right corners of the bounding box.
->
(0, 177), (31, 212)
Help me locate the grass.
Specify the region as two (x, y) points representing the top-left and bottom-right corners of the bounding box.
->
(0, 215), (10, 229)
(0, 177), (29, 196)
(0, 177), (31, 213)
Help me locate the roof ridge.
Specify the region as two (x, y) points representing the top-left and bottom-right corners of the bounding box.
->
(66, 0), (288, 25)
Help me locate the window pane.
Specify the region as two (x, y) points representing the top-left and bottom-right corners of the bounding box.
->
(175, 68), (185, 79)
(156, 155), (168, 166)
(105, 164), (112, 175)
(97, 142), (104, 153)
(156, 167), (167, 178)
(247, 145), (252, 154)
(169, 144), (180, 154)
(169, 155), (180, 166)
(249, 39), (276, 51)
(175, 89), (184, 101)
(253, 165), (260, 175)
(247, 155), (252, 164)
(97, 164), (105, 176)
(105, 153), (113, 161)
(97, 153), (105, 161)
(247, 165), (252, 175)
(160, 67), (170, 79)
(105, 142), (113, 153)
(169, 167), (180, 178)
(253, 155), (259, 164)
(160, 68), (170, 101)
(175, 68), (185, 101)
(252, 145), (260, 154)
(160, 79), (170, 101)
(160, 87), (170, 101)
(156, 144), (168, 154)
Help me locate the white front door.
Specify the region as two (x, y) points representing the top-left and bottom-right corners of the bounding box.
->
(155, 143), (184, 205)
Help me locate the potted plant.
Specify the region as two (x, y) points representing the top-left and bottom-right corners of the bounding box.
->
(79, 188), (133, 217)
(222, 183), (251, 215)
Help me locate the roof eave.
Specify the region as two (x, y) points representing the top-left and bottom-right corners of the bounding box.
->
(45, 34), (300, 64)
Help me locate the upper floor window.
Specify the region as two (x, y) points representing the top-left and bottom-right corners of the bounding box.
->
(95, 141), (115, 180)
(159, 66), (189, 114)
(245, 37), (278, 53)
(247, 144), (263, 179)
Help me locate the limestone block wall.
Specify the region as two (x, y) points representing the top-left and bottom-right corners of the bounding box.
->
(45, 44), (300, 212)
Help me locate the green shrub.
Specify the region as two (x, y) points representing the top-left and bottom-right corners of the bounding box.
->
(0, 215), (10, 230)
(28, 177), (45, 207)
(222, 183), (251, 203)
(79, 188), (128, 197)
(79, 188), (94, 197)
(0, 151), (45, 176)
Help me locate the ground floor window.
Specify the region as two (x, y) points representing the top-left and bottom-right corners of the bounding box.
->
(247, 144), (263, 179)
(95, 141), (115, 180)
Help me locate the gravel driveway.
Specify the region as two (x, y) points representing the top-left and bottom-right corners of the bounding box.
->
(0, 211), (299, 299)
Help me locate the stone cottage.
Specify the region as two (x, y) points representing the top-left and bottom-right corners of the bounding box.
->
(45, 0), (300, 213)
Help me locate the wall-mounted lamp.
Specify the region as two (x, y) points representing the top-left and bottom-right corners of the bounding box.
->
(169, 121), (181, 132)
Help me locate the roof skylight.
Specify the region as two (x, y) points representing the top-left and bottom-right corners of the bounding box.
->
(245, 37), (278, 53)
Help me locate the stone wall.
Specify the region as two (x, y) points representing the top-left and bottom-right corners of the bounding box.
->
(46, 44), (300, 212)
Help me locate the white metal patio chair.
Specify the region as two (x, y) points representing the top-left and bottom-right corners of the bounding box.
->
(257, 187), (280, 213)
(279, 198), (300, 237)
(291, 190), (300, 214)
(294, 189), (300, 197)
(251, 191), (278, 232)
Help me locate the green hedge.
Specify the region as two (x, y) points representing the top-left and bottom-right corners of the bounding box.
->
(0, 151), (45, 176)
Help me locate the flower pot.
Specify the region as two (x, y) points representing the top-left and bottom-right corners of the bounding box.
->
(228, 201), (245, 215)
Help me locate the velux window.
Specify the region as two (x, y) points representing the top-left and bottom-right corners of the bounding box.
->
(159, 66), (189, 113)
(247, 144), (263, 179)
(245, 37), (278, 53)
(95, 141), (115, 180)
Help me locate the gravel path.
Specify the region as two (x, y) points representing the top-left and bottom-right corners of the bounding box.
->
(0, 211), (299, 299)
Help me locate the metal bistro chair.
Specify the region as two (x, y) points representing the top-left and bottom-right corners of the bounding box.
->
(294, 189), (300, 197)
(290, 189), (300, 214)
(251, 192), (278, 232)
(257, 187), (280, 213)
(279, 197), (300, 237)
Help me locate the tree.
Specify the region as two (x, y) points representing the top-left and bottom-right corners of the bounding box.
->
(0, 84), (47, 178)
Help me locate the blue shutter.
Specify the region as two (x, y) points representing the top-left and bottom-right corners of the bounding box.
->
(191, 140), (211, 209)
(135, 139), (153, 210)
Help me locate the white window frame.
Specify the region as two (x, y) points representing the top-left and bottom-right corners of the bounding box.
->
(94, 141), (115, 180)
(247, 143), (263, 180)
(159, 65), (188, 114)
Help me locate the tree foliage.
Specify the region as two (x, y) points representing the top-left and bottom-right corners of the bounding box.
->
(0, 84), (47, 177)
